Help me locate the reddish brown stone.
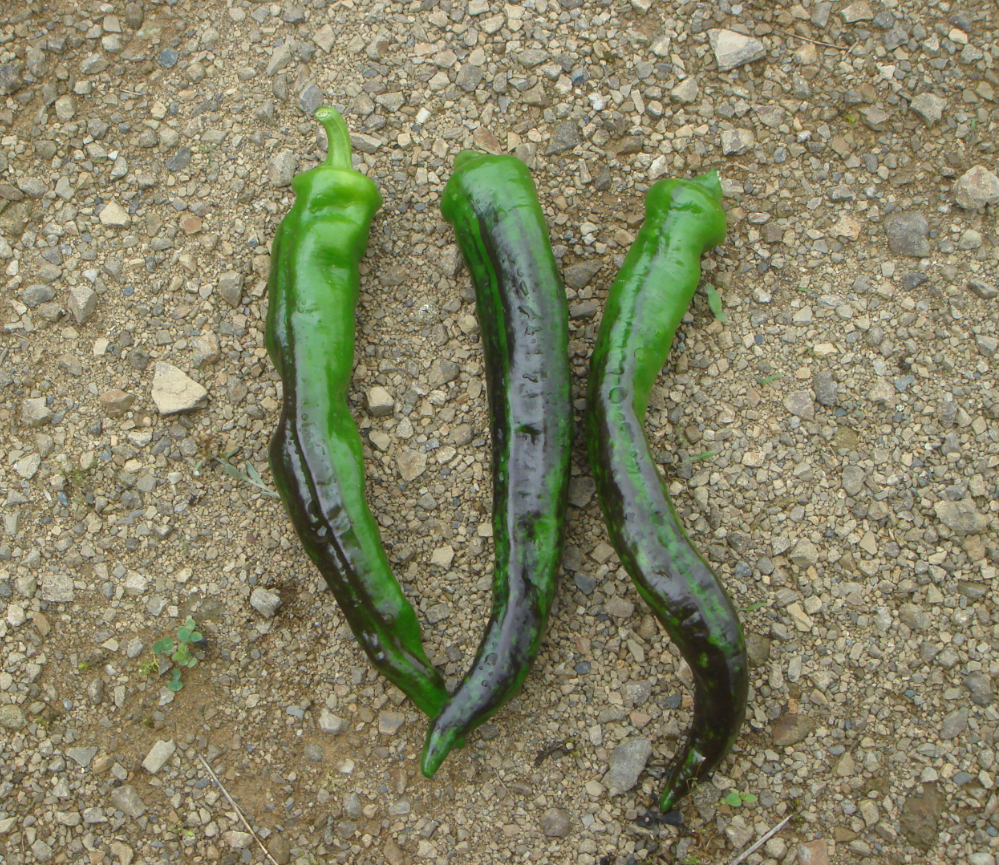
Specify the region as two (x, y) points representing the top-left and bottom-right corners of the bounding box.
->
(772, 712), (816, 747)
(797, 839), (828, 865)
(899, 782), (945, 851)
(99, 388), (135, 418)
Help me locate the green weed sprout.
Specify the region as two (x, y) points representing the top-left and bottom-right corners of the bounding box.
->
(704, 283), (727, 323)
(153, 617), (202, 692)
(724, 789), (759, 808)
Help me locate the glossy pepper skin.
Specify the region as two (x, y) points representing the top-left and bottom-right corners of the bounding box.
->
(266, 107), (449, 719)
(421, 151), (573, 777)
(585, 171), (748, 811)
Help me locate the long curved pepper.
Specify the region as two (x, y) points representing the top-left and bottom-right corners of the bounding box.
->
(265, 107), (449, 718)
(585, 170), (748, 811)
(421, 151), (573, 777)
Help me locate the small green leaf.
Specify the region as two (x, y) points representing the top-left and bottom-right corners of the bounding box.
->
(190, 631), (203, 642)
(214, 455), (280, 498)
(218, 460), (247, 481)
(177, 627), (192, 642)
(153, 638), (173, 655)
(705, 284), (727, 323)
(755, 371), (783, 386)
(742, 601), (767, 613)
(167, 669), (184, 691)
(184, 617), (197, 629)
(742, 792), (758, 804)
(725, 791), (742, 807)
(692, 450), (718, 461)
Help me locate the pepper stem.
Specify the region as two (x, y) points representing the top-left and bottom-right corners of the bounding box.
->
(315, 106), (352, 171)
(452, 149), (485, 172)
(690, 169), (722, 198)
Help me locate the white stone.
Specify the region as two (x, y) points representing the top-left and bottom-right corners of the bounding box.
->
(721, 128), (755, 155)
(909, 93), (946, 126)
(54, 95), (76, 121)
(350, 132), (384, 154)
(151, 362), (208, 414)
(41, 573), (75, 603)
(22, 397), (53, 427)
(650, 33), (672, 57)
(369, 431), (391, 452)
(670, 77), (699, 104)
(68, 285), (97, 325)
(15, 454), (40, 480)
(430, 545), (454, 568)
(319, 709), (348, 734)
(787, 602), (814, 632)
(265, 43), (294, 76)
(141, 740), (176, 774)
(378, 710), (405, 735)
(396, 449), (427, 481)
(124, 571), (149, 596)
(954, 165), (999, 210)
(366, 386), (394, 417)
(840, 0), (874, 22)
(98, 201), (130, 227)
(830, 214), (862, 241)
(223, 831), (254, 850)
(250, 587), (281, 618)
(314, 24), (335, 52)
(708, 29), (766, 71)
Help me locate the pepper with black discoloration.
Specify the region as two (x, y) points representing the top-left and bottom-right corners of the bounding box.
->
(421, 151), (573, 777)
(585, 170), (748, 811)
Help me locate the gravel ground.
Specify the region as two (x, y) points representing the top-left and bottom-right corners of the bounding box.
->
(2, 1), (998, 864)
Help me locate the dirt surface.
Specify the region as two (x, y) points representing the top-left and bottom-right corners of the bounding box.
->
(1, 1), (998, 864)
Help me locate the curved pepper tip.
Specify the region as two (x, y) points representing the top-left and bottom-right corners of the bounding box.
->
(420, 725), (463, 779)
(659, 778), (698, 813)
(657, 745), (707, 811)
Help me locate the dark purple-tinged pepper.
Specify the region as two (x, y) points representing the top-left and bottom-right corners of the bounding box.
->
(421, 151), (573, 777)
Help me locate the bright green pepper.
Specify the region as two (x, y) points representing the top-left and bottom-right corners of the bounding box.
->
(265, 107), (449, 718)
(585, 171), (748, 811)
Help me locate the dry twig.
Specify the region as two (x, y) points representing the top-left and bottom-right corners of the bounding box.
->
(728, 813), (794, 865)
(198, 753), (280, 865)
(778, 29), (847, 51)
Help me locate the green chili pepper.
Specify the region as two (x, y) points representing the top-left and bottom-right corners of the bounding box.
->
(421, 151), (573, 777)
(585, 170), (748, 811)
(265, 107), (448, 718)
